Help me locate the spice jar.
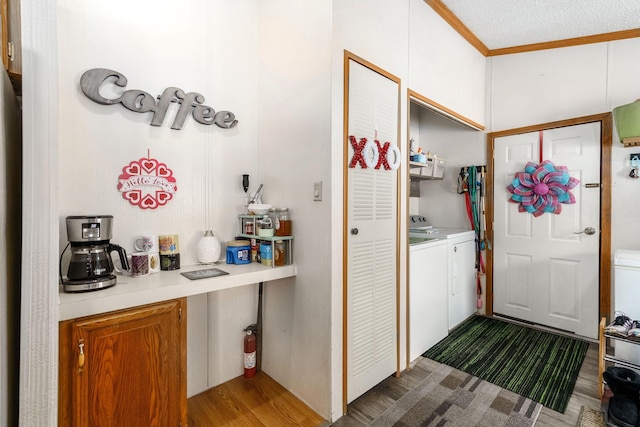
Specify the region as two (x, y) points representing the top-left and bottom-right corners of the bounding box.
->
(276, 208), (291, 236)
(274, 240), (285, 266)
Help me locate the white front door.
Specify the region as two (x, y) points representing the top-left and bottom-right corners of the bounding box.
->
(345, 57), (399, 403)
(493, 122), (600, 339)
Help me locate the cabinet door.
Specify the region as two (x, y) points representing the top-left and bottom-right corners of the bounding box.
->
(1, 0), (21, 78)
(448, 239), (477, 329)
(409, 242), (448, 362)
(59, 299), (186, 427)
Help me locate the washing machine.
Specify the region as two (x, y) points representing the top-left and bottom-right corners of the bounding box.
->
(613, 249), (640, 369)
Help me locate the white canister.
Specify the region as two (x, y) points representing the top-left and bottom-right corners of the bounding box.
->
(196, 230), (221, 264)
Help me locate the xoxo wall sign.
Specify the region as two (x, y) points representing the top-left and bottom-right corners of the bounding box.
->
(348, 135), (401, 170)
(80, 68), (238, 130)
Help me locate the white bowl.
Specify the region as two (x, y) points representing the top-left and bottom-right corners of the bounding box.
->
(247, 203), (271, 215)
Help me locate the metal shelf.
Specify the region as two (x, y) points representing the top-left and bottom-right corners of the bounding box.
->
(409, 161), (442, 181)
(237, 215), (294, 266)
(598, 317), (640, 399)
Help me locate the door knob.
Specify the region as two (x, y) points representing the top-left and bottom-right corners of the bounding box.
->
(351, 228), (359, 236)
(574, 227), (596, 235)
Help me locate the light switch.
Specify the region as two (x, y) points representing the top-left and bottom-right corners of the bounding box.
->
(313, 181), (322, 201)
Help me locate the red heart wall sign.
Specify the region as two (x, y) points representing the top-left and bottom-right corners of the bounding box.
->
(117, 157), (177, 209)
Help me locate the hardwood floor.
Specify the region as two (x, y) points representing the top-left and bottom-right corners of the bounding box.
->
(188, 342), (601, 426)
(187, 372), (327, 426)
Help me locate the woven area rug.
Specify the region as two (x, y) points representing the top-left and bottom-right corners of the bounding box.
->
(423, 315), (589, 413)
(370, 361), (542, 426)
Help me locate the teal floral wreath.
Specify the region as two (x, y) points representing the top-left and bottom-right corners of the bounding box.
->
(507, 160), (579, 217)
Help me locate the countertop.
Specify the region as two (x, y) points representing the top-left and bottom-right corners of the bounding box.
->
(58, 262), (297, 321)
(409, 228), (474, 246)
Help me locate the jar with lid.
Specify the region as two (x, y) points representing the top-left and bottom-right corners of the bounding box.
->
(268, 208), (278, 231)
(257, 217), (273, 237)
(274, 240), (286, 266)
(276, 208), (291, 236)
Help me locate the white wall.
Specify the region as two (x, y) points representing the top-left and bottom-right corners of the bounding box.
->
(255, 0), (333, 416)
(412, 107), (485, 228)
(331, 0), (411, 418)
(408, 0), (486, 126)
(57, 0), (258, 265)
(405, 0), (487, 227)
(56, 0), (262, 399)
(20, 0), (59, 424)
(488, 44), (609, 131)
(488, 39), (640, 313)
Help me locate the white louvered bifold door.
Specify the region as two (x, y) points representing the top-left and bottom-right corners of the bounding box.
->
(346, 59), (399, 403)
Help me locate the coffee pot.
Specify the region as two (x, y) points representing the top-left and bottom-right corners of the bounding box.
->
(62, 215), (129, 292)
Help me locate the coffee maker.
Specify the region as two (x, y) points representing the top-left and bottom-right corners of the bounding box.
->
(62, 215), (129, 292)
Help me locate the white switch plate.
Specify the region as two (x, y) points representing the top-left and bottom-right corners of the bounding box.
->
(313, 181), (322, 201)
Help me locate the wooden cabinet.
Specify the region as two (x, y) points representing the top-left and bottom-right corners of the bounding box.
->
(1, 0), (21, 90)
(59, 299), (187, 427)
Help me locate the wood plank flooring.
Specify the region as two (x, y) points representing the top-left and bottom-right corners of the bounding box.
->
(187, 372), (327, 426)
(188, 342), (601, 426)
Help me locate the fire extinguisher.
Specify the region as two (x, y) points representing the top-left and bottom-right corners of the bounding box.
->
(243, 327), (256, 378)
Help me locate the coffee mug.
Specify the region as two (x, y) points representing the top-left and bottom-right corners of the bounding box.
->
(160, 253), (180, 271)
(159, 234), (180, 255)
(130, 252), (150, 277)
(148, 252), (160, 273)
(113, 257), (131, 276)
(134, 234), (158, 252)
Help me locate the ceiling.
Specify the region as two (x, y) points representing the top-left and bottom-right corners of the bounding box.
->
(430, 0), (640, 55)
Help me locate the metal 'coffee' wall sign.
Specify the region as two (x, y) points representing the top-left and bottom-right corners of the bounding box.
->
(80, 68), (238, 130)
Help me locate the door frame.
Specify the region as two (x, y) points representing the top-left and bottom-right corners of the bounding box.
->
(485, 113), (612, 324)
